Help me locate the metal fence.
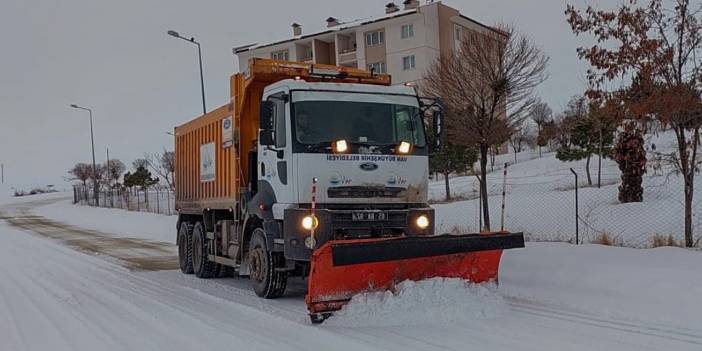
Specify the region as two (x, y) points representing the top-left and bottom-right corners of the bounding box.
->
(432, 166), (702, 249)
(71, 165), (702, 249)
(73, 185), (176, 216)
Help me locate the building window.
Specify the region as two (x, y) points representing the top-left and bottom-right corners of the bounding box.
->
(401, 24), (414, 39)
(402, 55), (416, 70)
(367, 61), (387, 74)
(271, 50), (289, 61)
(365, 31), (385, 47)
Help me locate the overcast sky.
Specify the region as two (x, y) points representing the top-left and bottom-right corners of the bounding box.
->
(0, 0), (614, 188)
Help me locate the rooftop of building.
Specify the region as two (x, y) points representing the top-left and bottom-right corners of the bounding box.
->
(233, 1), (503, 55)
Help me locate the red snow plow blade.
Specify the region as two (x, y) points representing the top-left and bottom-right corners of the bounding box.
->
(305, 232), (524, 321)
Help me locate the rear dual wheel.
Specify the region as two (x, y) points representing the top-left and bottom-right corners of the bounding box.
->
(192, 222), (218, 278)
(177, 222), (194, 274)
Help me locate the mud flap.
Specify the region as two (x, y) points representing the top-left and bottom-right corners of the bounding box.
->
(305, 232), (525, 317)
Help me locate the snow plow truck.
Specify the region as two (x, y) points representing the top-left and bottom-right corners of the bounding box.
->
(173, 58), (525, 323)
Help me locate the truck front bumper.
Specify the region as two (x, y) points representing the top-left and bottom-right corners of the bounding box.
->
(283, 206), (434, 261)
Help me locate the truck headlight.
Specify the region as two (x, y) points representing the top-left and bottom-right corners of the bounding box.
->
(333, 139), (348, 153)
(415, 214), (430, 230)
(398, 141), (412, 154)
(302, 215), (319, 230)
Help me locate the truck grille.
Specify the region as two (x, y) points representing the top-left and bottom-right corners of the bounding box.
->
(327, 186), (404, 198)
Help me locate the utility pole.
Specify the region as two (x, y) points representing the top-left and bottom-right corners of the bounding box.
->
(70, 104), (98, 205)
(106, 148), (110, 188)
(1, 163), (4, 184)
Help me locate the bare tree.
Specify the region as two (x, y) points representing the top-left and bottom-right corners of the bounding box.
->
(531, 100), (553, 157)
(68, 163), (92, 189)
(424, 24), (549, 230)
(509, 121), (533, 163)
(132, 158), (149, 170)
(567, 0), (702, 247)
(145, 150), (175, 191)
(93, 163), (107, 188)
(105, 159), (126, 188)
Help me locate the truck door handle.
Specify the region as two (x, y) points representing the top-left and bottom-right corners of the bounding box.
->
(260, 162), (265, 177)
(266, 146), (284, 159)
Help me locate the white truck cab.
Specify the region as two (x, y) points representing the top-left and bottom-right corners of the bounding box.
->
(254, 79), (434, 260)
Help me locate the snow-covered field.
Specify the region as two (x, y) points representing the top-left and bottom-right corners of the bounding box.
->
(0, 189), (701, 349)
(2, 130), (702, 350)
(431, 132), (702, 247)
(1, 196), (701, 350)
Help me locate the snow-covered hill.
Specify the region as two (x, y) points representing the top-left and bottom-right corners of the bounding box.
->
(431, 132), (702, 247)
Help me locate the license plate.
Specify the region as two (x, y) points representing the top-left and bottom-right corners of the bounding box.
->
(352, 211), (387, 221)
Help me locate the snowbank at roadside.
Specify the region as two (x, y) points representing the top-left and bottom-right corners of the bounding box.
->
(327, 278), (508, 327)
(0, 188), (67, 206)
(328, 243), (702, 330)
(33, 199), (177, 244)
(500, 242), (702, 328)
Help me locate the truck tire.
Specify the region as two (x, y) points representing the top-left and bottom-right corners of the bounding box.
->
(177, 222), (194, 274)
(249, 228), (287, 298)
(192, 222), (218, 278)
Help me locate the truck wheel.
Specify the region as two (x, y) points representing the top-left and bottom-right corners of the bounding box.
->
(249, 228), (287, 298)
(177, 222), (194, 274)
(192, 222), (218, 278)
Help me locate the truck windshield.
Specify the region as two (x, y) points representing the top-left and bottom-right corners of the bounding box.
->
(292, 100), (426, 149)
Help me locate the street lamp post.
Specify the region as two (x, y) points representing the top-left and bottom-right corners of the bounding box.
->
(167, 29), (207, 115)
(70, 104), (99, 205)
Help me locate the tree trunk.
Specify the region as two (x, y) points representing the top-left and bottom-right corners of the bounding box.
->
(479, 143), (491, 231)
(682, 127), (699, 247)
(490, 147), (496, 172)
(444, 171), (451, 201)
(684, 174), (694, 247)
(585, 153), (592, 186)
(512, 145), (518, 163)
(597, 127), (603, 188)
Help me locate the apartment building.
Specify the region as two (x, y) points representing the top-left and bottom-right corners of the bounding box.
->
(233, 0), (504, 88)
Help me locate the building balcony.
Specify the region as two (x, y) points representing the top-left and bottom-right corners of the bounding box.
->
(338, 50), (358, 64)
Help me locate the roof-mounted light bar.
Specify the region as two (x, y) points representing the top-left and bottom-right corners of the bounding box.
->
(309, 66), (349, 79)
(246, 58), (391, 85)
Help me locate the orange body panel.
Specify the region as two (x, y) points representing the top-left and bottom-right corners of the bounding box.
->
(174, 104), (236, 210)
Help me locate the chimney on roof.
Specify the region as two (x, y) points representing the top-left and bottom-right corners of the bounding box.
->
(385, 2), (400, 14)
(292, 22), (302, 36)
(403, 0), (419, 10)
(326, 17), (339, 27)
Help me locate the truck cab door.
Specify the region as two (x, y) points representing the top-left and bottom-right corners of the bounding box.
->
(258, 92), (294, 205)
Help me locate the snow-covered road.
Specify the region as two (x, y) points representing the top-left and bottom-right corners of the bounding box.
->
(1, 196), (701, 351)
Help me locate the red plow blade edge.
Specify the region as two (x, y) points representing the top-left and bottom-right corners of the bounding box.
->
(305, 232), (525, 321)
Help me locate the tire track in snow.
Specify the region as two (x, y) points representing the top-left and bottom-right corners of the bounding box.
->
(507, 298), (702, 347)
(1, 201), (178, 272)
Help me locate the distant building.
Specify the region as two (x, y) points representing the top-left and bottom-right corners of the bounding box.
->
(233, 0), (503, 88)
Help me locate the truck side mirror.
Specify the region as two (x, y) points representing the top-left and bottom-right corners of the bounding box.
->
(432, 110), (443, 151)
(259, 101), (275, 146)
